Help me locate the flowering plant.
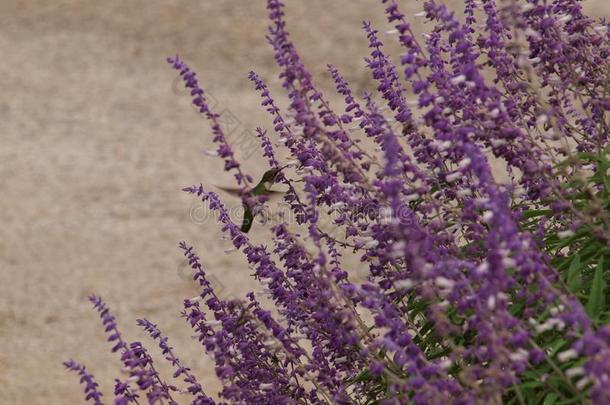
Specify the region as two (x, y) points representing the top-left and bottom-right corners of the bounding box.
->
(65, 0), (610, 404)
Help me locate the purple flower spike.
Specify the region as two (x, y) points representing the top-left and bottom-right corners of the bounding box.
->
(167, 56), (249, 187)
(63, 360), (105, 405)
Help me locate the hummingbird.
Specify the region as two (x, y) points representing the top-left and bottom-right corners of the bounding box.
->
(216, 168), (284, 233)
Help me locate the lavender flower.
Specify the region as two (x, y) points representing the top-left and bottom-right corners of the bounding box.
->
(167, 56), (251, 187)
(137, 318), (215, 404)
(66, 1), (610, 403)
(63, 360), (104, 405)
(89, 295), (176, 404)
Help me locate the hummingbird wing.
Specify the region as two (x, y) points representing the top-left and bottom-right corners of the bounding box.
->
(215, 185), (242, 198)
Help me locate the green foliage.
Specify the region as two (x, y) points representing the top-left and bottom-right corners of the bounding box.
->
(502, 147), (610, 403)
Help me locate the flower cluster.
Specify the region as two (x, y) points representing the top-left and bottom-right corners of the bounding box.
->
(66, 1), (609, 404)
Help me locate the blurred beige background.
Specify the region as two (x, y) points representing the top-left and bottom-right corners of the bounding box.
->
(1, 1), (609, 403)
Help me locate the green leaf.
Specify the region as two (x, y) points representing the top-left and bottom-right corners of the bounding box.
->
(509, 299), (525, 317)
(567, 253), (582, 293)
(542, 392), (558, 405)
(586, 258), (606, 320)
(522, 209), (553, 219)
(514, 381), (544, 390)
(556, 238), (606, 272)
(555, 387), (590, 405)
(548, 339), (568, 357)
(604, 173), (610, 194)
(346, 370), (372, 386)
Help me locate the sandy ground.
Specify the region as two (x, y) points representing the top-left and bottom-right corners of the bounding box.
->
(1, 1), (609, 403)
